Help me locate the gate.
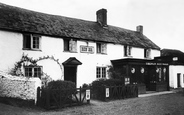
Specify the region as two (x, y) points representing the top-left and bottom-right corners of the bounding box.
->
(37, 87), (90, 110)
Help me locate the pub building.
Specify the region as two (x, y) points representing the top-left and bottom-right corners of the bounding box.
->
(111, 58), (169, 94)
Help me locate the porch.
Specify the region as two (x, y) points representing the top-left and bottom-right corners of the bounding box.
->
(111, 58), (170, 94)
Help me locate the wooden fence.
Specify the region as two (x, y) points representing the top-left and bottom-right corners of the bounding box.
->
(36, 87), (90, 110)
(91, 85), (138, 101)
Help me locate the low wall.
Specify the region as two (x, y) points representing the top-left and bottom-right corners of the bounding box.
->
(0, 72), (41, 103)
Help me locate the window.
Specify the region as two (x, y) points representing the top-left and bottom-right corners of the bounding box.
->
(144, 49), (151, 58)
(96, 67), (106, 79)
(24, 66), (42, 78)
(96, 43), (107, 54)
(64, 39), (77, 52)
(124, 45), (132, 56)
(23, 34), (41, 50)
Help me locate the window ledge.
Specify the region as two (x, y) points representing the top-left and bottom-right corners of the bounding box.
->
(97, 53), (107, 55)
(63, 51), (78, 53)
(22, 48), (42, 52)
(144, 57), (152, 59)
(124, 55), (132, 58)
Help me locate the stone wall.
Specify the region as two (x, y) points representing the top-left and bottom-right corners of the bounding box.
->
(0, 72), (41, 102)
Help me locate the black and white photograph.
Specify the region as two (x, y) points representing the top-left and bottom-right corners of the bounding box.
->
(0, 0), (184, 114)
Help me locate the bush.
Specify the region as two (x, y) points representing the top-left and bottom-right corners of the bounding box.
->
(40, 80), (77, 109)
(82, 83), (89, 89)
(46, 80), (76, 89)
(91, 79), (124, 87)
(90, 79), (124, 100)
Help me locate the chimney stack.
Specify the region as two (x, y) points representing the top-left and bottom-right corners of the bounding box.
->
(96, 8), (107, 27)
(136, 25), (143, 34)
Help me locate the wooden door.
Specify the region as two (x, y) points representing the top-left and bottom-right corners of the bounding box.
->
(177, 73), (181, 88)
(64, 66), (77, 85)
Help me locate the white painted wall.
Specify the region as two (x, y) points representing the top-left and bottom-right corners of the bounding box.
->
(131, 47), (144, 59)
(0, 30), (161, 87)
(169, 65), (184, 88)
(151, 49), (161, 59)
(0, 31), (22, 73)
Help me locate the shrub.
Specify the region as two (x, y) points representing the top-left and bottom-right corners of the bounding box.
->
(91, 79), (124, 87)
(40, 80), (77, 108)
(46, 80), (76, 89)
(82, 83), (89, 89)
(91, 79), (124, 100)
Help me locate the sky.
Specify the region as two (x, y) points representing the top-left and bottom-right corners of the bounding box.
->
(0, 0), (184, 52)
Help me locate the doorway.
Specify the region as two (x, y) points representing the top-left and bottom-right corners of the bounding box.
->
(177, 73), (181, 88)
(64, 66), (77, 85)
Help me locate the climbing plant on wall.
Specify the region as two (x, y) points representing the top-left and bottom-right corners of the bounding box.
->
(9, 53), (62, 78)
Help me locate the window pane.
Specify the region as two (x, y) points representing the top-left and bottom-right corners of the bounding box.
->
(64, 39), (70, 51)
(128, 46), (131, 56)
(32, 36), (40, 49)
(34, 67), (41, 78)
(97, 43), (101, 53)
(124, 46), (127, 56)
(102, 67), (106, 78)
(101, 44), (107, 54)
(23, 34), (31, 49)
(96, 67), (101, 78)
(69, 39), (77, 52)
(25, 67), (32, 77)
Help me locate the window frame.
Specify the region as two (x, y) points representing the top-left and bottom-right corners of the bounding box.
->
(124, 45), (132, 57)
(96, 43), (107, 54)
(24, 66), (42, 78)
(63, 39), (77, 52)
(96, 67), (107, 79)
(23, 34), (41, 51)
(144, 49), (151, 58)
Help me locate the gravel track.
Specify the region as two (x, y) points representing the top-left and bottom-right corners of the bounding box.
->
(0, 93), (184, 115)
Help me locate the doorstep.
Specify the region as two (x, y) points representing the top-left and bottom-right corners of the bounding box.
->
(138, 91), (174, 98)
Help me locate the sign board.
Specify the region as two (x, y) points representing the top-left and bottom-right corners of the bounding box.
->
(80, 46), (94, 54)
(146, 62), (168, 66)
(86, 89), (90, 100)
(106, 88), (109, 98)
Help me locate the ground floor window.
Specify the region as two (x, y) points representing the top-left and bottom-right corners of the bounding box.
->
(24, 66), (42, 78)
(96, 67), (106, 79)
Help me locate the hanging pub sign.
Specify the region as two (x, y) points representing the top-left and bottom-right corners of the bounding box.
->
(86, 89), (90, 100)
(80, 45), (94, 54)
(106, 88), (109, 98)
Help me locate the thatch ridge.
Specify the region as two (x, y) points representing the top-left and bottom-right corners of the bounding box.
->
(0, 2), (160, 50)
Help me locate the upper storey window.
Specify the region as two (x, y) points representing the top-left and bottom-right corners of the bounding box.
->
(96, 43), (107, 54)
(63, 39), (77, 52)
(124, 45), (132, 57)
(144, 49), (151, 58)
(23, 34), (41, 50)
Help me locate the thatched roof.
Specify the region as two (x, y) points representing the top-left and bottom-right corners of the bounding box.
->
(0, 3), (160, 50)
(161, 49), (184, 57)
(154, 49), (184, 65)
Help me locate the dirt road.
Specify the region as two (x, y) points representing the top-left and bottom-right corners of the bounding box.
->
(0, 93), (184, 115)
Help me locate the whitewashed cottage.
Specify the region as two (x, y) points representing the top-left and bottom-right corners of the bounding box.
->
(0, 3), (168, 91)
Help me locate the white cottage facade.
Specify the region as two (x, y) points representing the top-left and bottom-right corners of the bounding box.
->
(156, 49), (184, 89)
(0, 3), (161, 88)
